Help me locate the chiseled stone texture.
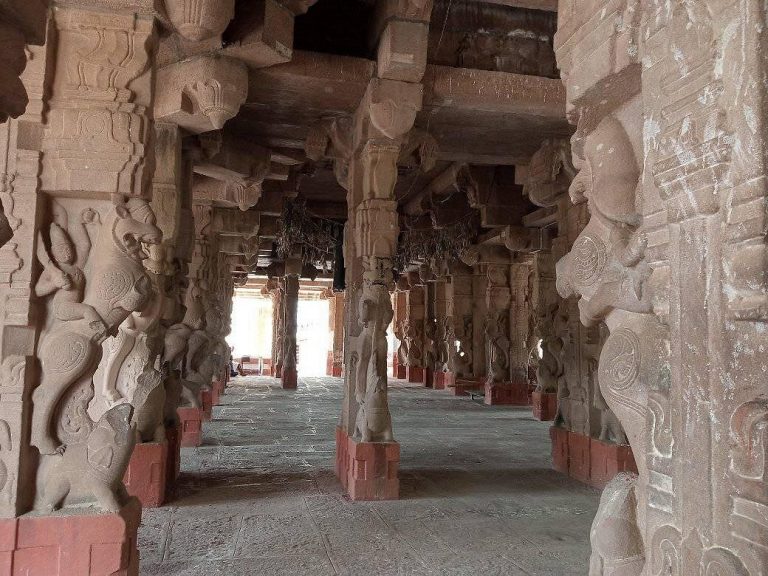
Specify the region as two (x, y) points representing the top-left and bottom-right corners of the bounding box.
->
(140, 376), (598, 575)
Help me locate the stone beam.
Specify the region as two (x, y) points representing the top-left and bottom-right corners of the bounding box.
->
(471, 0), (557, 11)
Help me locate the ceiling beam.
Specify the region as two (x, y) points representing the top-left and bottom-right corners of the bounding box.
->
(473, 0), (557, 11)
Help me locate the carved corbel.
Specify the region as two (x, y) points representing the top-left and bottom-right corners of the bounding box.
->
(163, 0), (235, 42)
(358, 79), (423, 141)
(523, 138), (576, 208)
(156, 56), (248, 134)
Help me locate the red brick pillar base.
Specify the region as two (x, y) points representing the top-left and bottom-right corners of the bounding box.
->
(484, 381), (530, 405)
(549, 427), (637, 489)
(177, 407), (203, 447)
(281, 368), (297, 389)
(433, 371), (446, 390)
(395, 365), (407, 379)
(392, 355), (399, 378)
(424, 368), (434, 388)
(201, 389), (213, 421)
(449, 377), (482, 396)
(165, 423), (181, 501)
(123, 441), (168, 508)
(407, 366), (424, 384)
(212, 379), (226, 405)
(531, 392), (558, 421)
(0, 498), (141, 575)
(331, 363), (343, 377)
(326, 351), (334, 376)
(550, 426), (569, 474)
(335, 426), (399, 501)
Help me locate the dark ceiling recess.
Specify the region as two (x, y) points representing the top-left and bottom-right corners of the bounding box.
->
(293, 0), (375, 59)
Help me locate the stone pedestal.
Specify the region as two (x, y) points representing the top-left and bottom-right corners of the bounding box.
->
(212, 379), (226, 405)
(550, 426), (569, 474)
(433, 371), (447, 390)
(391, 355), (399, 379)
(424, 368), (434, 388)
(177, 407), (203, 447)
(165, 423), (181, 501)
(336, 427), (399, 501)
(549, 428), (637, 489)
(531, 392), (557, 421)
(201, 389), (213, 421)
(281, 367), (297, 389)
(123, 441), (168, 508)
(483, 381), (530, 406)
(568, 431), (591, 484)
(395, 365), (407, 380)
(589, 439), (637, 490)
(0, 499), (141, 575)
(331, 364), (342, 378)
(406, 366), (424, 384)
(449, 376), (482, 396)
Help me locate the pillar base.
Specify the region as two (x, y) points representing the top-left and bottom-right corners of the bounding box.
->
(274, 366), (283, 378)
(448, 375), (482, 396)
(201, 389), (213, 421)
(177, 407), (203, 447)
(550, 426), (569, 474)
(483, 381), (530, 405)
(433, 371), (447, 390)
(165, 423), (181, 501)
(395, 365), (407, 380)
(281, 368), (297, 389)
(123, 440), (167, 508)
(212, 379), (226, 405)
(424, 368), (434, 388)
(550, 428), (638, 489)
(331, 363), (343, 378)
(335, 426), (399, 501)
(531, 391), (558, 421)
(407, 366), (424, 384)
(0, 498), (141, 576)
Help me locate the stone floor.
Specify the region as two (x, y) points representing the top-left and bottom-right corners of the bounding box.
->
(139, 376), (599, 576)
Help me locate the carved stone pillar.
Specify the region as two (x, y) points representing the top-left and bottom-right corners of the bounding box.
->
(0, 4), (166, 572)
(445, 263), (474, 392)
(326, 291), (345, 377)
(392, 282), (408, 379)
(405, 283), (426, 384)
(281, 261), (300, 390)
(431, 279), (450, 390)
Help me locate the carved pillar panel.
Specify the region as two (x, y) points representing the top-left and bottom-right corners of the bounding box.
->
(392, 286), (408, 379)
(447, 265), (474, 382)
(328, 292), (344, 377)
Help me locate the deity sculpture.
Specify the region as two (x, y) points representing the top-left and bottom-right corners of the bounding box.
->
(485, 311), (509, 385)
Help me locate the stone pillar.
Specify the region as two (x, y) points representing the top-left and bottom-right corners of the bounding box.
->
(445, 264), (474, 393)
(404, 282), (426, 384)
(432, 279), (450, 389)
(483, 256), (529, 406)
(0, 4), (165, 572)
(392, 284), (408, 379)
(281, 262), (300, 390)
(268, 278), (283, 377)
(327, 292), (344, 377)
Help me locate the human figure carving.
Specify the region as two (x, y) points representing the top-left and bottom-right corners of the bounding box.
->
(485, 312), (509, 384)
(354, 284), (394, 443)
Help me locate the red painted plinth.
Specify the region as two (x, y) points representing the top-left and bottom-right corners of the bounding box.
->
(165, 423), (181, 501)
(568, 431), (591, 483)
(201, 389), (213, 421)
(532, 392), (558, 421)
(123, 441), (167, 508)
(395, 365), (407, 379)
(331, 364), (343, 378)
(550, 429), (637, 489)
(433, 371), (447, 390)
(326, 352), (334, 376)
(589, 438), (638, 490)
(0, 498), (141, 576)
(424, 368), (434, 388)
(450, 377), (482, 396)
(484, 381), (530, 405)
(550, 426), (569, 474)
(281, 368), (297, 389)
(392, 356), (399, 379)
(177, 407), (203, 447)
(407, 366), (424, 384)
(336, 427), (399, 500)
(212, 379), (226, 405)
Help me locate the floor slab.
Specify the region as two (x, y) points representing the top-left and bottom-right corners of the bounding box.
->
(140, 376), (599, 576)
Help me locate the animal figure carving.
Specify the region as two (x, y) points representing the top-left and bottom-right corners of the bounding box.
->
(354, 284), (394, 443)
(32, 197), (161, 456)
